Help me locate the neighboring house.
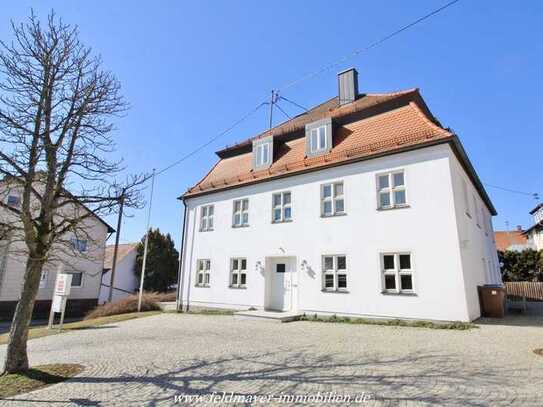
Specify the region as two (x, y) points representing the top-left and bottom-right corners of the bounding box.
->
(523, 203), (543, 250)
(177, 68), (500, 322)
(99, 243), (139, 304)
(495, 227), (534, 252)
(0, 181), (114, 319)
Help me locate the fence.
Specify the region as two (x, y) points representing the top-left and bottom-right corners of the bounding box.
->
(504, 282), (543, 301)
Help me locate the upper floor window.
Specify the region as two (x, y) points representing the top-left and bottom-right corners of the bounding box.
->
(377, 171), (406, 209)
(7, 195), (20, 208)
(272, 191), (292, 223)
(230, 258), (247, 288)
(196, 259), (211, 287)
(322, 255), (347, 292)
(305, 118), (332, 157)
(200, 205), (214, 232)
(252, 137), (273, 170)
(321, 182), (344, 217)
(381, 253), (414, 294)
(232, 199), (249, 227)
(71, 238), (87, 253)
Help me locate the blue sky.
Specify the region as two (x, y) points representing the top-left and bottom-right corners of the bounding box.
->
(2, 1), (542, 246)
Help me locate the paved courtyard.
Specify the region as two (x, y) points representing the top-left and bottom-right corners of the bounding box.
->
(0, 312), (542, 406)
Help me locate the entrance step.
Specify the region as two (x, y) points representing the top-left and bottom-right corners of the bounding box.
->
(234, 310), (303, 323)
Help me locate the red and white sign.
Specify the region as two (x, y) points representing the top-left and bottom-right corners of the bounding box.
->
(54, 273), (72, 296)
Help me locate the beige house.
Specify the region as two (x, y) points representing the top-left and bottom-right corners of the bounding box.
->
(0, 183), (114, 319)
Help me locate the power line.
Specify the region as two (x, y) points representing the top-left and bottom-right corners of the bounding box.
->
(483, 183), (540, 200)
(154, 101), (268, 177)
(278, 0), (461, 92)
(279, 96), (308, 112)
(274, 101), (292, 120)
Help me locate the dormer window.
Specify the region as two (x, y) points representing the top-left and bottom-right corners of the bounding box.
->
(252, 136), (273, 170)
(309, 126), (327, 153)
(305, 117), (332, 157)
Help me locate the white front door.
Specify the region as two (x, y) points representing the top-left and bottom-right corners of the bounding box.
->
(267, 258), (296, 311)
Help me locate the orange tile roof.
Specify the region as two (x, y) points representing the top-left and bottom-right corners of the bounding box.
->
(184, 89), (452, 197)
(494, 231), (529, 252)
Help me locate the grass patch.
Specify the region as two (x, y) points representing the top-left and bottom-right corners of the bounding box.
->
(0, 363), (83, 398)
(0, 311), (161, 345)
(299, 313), (477, 330)
(171, 307), (234, 316)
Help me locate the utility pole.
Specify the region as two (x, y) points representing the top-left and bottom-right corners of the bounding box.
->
(108, 187), (126, 302)
(138, 169), (156, 312)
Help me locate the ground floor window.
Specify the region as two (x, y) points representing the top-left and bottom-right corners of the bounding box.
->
(322, 255), (347, 291)
(381, 253), (414, 294)
(70, 272), (83, 287)
(230, 258), (247, 288)
(196, 259), (211, 287)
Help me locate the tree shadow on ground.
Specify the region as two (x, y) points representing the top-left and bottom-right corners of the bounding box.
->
(5, 348), (534, 406)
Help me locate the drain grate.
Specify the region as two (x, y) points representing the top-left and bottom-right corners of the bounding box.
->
(533, 349), (543, 357)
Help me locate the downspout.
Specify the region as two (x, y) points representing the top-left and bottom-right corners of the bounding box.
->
(175, 199), (188, 312)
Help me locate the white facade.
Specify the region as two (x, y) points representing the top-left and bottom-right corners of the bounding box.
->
(99, 245), (138, 304)
(178, 144), (500, 322)
(0, 182), (111, 316)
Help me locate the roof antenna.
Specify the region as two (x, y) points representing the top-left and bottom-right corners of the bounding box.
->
(268, 90), (279, 130)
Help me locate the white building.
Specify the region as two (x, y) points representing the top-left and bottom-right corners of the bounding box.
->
(0, 180), (113, 319)
(177, 69), (501, 322)
(524, 204), (543, 251)
(99, 243), (139, 304)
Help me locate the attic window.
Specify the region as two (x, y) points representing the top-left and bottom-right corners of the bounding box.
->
(310, 126), (327, 153)
(305, 117), (332, 157)
(256, 143), (270, 167)
(252, 137), (273, 170)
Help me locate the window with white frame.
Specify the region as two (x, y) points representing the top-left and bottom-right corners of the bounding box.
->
(377, 171), (407, 209)
(232, 199), (249, 227)
(230, 258), (247, 288)
(70, 272), (83, 287)
(272, 191), (292, 223)
(309, 125), (328, 154)
(6, 195), (20, 208)
(381, 253), (414, 294)
(322, 255), (347, 291)
(321, 182), (344, 216)
(462, 179), (471, 217)
(200, 205), (214, 231)
(255, 142), (271, 167)
(71, 238), (87, 253)
(196, 259), (211, 287)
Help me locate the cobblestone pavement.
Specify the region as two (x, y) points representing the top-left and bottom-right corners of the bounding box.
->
(0, 312), (542, 406)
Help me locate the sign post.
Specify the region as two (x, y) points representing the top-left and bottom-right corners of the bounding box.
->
(47, 267), (72, 330)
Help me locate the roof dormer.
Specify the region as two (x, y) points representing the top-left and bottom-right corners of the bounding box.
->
(305, 117), (332, 158)
(252, 136), (273, 170)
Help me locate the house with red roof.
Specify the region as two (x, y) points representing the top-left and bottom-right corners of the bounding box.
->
(176, 68), (500, 322)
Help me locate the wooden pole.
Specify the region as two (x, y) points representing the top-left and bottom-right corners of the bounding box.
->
(108, 188), (126, 302)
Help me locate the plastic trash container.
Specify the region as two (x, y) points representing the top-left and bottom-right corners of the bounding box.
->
(478, 285), (506, 318)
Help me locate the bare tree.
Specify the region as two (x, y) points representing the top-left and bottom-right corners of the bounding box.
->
(0, 11), (145, 373)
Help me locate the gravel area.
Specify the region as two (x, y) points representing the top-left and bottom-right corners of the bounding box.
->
(0, 312), (542, 406)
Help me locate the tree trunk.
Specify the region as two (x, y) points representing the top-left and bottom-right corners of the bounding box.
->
(2, 257), (45, 374)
